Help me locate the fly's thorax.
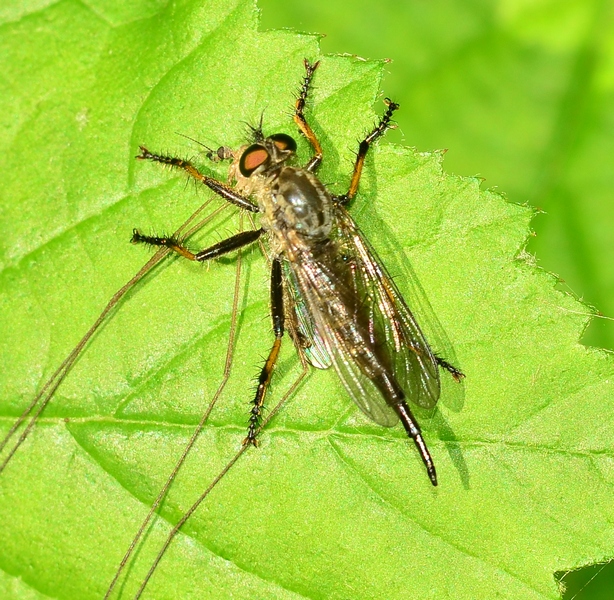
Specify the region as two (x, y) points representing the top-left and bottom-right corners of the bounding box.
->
(262, 166), (333, 243)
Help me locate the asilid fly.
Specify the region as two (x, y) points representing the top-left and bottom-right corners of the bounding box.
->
(1, 59), (463, 598)
(134, 59), (463, 484)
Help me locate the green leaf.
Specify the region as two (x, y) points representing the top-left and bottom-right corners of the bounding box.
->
(1, 1), (613, 599)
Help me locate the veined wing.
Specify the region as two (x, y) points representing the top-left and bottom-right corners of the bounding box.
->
(291, 251), (400, 427)
(283, 261), (332, 369)
(287, 204), (441, 429)
(335, 206), (441, 409)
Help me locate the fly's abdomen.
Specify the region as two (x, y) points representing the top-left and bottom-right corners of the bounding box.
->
(316, 268), (399, 394)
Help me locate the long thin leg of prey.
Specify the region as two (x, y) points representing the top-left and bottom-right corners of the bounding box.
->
(104, 216), (247, 600)
(0, 198), (227, 475)
(294, 59), (323, 172)
(133, 358), (310, 600)
(244, 258), (285, 444)
(0, 252), (165, 473)
(336, 98), (400, 204)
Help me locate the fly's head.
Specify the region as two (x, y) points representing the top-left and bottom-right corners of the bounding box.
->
(229, 132), (297, 197)
(238, 133), (297, 179)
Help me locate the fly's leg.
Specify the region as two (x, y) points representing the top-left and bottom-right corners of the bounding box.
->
(335, 98), (400, 205)
(294, 59), (323, 172)
(137, 146), (258, 212)
(435, 355), (465, 382)
(131, 228), (263, 261)
(244, 257), (285, 444)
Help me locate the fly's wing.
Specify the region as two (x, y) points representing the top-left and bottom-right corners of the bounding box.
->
(288, 205), (442, 426)
(290, 254), (400, 427)
(335, 206), (441, 409)
(283, 261), (332, 369)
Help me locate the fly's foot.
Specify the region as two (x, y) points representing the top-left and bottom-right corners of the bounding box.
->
(435, 356), (465, 382)
(243, 400), (265, 447)
(242, 434), (259, 448)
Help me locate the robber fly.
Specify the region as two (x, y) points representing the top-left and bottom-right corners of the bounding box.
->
(132, 59), (462, 487)
(1, 59), (463, 598)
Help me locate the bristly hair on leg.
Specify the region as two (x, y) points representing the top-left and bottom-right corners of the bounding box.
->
(131, 229), (190, 251)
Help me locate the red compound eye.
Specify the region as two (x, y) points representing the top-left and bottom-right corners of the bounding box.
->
(239, 144), (269, 176)
(269, 133), (297, 153)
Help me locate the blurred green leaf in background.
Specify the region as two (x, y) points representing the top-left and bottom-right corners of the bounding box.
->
(260, 0), (614, 351)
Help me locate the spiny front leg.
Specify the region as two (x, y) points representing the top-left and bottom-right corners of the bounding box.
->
(132, 228), (263, 262)
(137, 146), (258, 212)
(294, 59), (323, 172)
(336, 98), (399, 205)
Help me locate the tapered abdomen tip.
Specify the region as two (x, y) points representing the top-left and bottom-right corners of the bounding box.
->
(428, 468), (438, 487)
